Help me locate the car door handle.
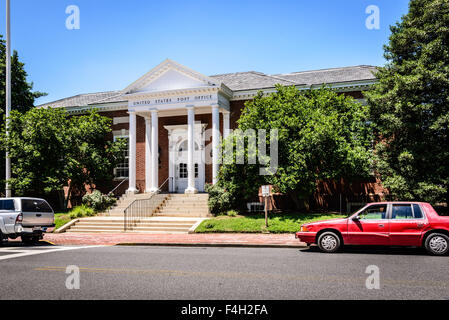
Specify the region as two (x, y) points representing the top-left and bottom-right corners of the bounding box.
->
(378, 224), (385, 228)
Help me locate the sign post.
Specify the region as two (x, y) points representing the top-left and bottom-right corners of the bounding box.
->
(261, 185), (271, 228)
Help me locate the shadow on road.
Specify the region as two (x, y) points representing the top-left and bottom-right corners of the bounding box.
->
(0, 240), (56, 248)
(300, 245), (431, 256)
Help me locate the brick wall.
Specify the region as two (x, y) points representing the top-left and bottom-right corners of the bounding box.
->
(97, 89), (386, 210)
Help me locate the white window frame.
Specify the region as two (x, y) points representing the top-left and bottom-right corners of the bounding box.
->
(113, 134), (129, 180)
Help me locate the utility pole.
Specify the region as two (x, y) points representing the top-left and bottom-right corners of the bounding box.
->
(5, 0), (12, 197)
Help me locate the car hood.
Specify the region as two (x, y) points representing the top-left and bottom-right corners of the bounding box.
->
(303, 218), (348, 227)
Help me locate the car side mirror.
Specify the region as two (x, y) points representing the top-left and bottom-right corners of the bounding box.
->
(352, 216), (360, 221)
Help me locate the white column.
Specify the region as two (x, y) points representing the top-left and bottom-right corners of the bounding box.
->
(185, 105), (198, 194)
(223, 111), (230, 139)
(212, 104), (220, 184)
(150, 109), (159, 193)
(144, 116), (152, 193)
(126, 111), (138, 194)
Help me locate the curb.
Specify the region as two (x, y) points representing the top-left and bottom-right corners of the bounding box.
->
(54, 219), (79, 234)
(115, 242), (307, 249)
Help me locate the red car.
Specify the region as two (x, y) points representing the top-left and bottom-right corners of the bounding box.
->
(295, 202), (449, 255)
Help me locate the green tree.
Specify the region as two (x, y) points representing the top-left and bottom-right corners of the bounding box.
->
(365, 0), (449, 204)
(0, 34), (47, 195)
(65, 111), (126, 207)
(217, 86), (373, 211)
(0, 108), (126, 209)
(0, 35), (46, 114)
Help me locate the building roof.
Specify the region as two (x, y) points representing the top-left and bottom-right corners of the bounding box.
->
(273, 65), (378, 86)
(36, 65), (377, 109)
(37, 91), (122, 109)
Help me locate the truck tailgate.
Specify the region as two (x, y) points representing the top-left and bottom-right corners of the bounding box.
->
(21, 199), (54, 227)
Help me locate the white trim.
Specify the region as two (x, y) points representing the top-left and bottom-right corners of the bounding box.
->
(113, 116), (129, 125)
(123, 59), (222, 94)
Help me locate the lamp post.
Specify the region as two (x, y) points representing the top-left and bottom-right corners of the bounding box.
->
(5, 0), (11, 197)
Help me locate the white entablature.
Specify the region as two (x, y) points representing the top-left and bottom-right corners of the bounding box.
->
(124, 59), (232, 113)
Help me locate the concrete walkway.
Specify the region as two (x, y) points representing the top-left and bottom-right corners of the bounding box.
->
(39, 233), (306, 248)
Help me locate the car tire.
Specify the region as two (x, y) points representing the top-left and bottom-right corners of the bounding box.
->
(425, 233), (449, 256)
(317, 231), (341, 253)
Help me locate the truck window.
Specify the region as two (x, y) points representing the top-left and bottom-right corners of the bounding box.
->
(0, 200), (15, 210)
(21, 199), (53, 213)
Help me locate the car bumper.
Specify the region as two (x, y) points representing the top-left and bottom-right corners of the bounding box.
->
(15, 224), (55, 234)
(295, 232), (317, 244)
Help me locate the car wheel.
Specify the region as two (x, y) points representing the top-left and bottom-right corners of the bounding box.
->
(317, 231), (341, 253)
(425, 233), (449, 256)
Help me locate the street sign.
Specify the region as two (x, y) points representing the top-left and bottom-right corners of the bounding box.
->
(261, 185), (270, 197)
(261, 185), (271, 227)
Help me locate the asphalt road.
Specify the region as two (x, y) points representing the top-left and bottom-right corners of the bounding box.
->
(0, 243), (448, 300)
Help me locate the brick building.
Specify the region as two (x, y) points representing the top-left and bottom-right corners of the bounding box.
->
(38, 59), (381, 210)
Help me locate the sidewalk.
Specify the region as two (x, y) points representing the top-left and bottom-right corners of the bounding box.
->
(41, 233), (306, 248)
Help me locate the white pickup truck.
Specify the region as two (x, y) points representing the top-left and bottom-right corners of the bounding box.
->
(0, 198), (55, 244)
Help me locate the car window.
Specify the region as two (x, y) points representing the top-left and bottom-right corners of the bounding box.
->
(0, 200), (15, 210)
(412, 204), (423, 219)
(392, 204), (414, 219)
(21, 199), (53, 213)
(359, 204), (387, 220)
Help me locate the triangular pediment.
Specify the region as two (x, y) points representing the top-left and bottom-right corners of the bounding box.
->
(124, 59), (220, 94)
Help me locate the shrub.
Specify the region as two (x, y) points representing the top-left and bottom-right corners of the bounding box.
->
(203, 221), (215, 229)
(205, 184), (232, 215)
(82, 190), (116, 212)
(69, 205), (95, 219)
(227, 210), (238, 217)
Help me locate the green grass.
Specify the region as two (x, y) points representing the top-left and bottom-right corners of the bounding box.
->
(195, 213), (346, 234)
(54, 213), (71, 230)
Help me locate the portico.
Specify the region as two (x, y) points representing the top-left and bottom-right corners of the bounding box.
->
(124, 60), (232, 194)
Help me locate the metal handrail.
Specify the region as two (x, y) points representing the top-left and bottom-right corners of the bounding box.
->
(123, 177), (173, 231)
(108, 178), (129, 197)
(158, 177), (173, 193)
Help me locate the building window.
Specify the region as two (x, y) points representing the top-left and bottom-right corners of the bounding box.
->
(179, 163), (188, 179)
(178, 163), (198, 179)
(114, 135), (129, 179)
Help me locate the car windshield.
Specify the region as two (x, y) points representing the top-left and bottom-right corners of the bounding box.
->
(21, 199), (53, 213)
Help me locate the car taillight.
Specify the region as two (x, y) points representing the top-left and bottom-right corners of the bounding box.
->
(16, 213), (23, 223)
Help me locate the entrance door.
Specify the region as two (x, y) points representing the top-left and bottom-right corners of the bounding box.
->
(174, 140), (204, 193)
(347, 204), (390, 245)
(389, 203), (427, 246)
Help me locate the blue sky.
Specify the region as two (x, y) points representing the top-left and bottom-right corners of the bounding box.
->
(0, 0), (410, 105)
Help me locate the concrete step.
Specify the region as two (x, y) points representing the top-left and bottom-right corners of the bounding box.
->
(136, 224), (193, 229)
(129, 226), (191, 232)
(157, 213), (209, 218)
(67, 229), (124, 233)
(162, 205), (209, 209)
(70, 225), (124, 231)
(76, 222), (124, 227)
(159, 209), (209, 214)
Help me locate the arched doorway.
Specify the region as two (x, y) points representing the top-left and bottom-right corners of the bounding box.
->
(165, 123), (206, 193)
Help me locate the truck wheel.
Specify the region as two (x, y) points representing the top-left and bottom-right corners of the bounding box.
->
(425, 233), (449, 256)
(0, 231), (4, 246)
(317, 231), (341, 253)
